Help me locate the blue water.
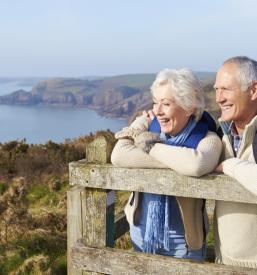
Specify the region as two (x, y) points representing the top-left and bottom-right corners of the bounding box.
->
(0, 81), (127, 144)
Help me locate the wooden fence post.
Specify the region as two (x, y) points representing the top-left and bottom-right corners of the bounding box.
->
(68, 134), (116, 274)
(67, 186), (86, 275)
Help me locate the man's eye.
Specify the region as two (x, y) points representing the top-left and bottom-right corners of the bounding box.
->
(163, 103), (170, 106)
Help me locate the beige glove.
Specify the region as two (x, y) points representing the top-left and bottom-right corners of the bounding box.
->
(134, 131), (162, 153)
(115, 127), (144, 140)
(115, 114), (162, 153)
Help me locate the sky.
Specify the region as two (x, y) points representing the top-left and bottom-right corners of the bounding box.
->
(0, 0), (257, 77)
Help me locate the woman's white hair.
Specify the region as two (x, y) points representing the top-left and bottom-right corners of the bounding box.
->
(150, 68), (205, 121)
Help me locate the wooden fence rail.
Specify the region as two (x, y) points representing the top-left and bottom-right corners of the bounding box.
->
(67, 136), (257, 274)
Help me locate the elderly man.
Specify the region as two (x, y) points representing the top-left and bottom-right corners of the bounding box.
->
(214, 56), (257, 267)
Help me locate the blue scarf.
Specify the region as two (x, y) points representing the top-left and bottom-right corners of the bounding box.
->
(143, 111), (216, 253)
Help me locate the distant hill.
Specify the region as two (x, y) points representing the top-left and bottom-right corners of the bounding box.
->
(0, 77), (48, 86)
(0, 72), (217, 119)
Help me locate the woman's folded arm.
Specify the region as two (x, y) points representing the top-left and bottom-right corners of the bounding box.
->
(149, 131), (222, 177)
(111, 138), (167, 168)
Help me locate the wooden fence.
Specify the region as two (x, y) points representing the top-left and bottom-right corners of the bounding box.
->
(67, 136), (257, 274)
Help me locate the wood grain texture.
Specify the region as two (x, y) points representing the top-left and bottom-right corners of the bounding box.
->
(68, 136), (115, 274)
(69, 163), (257, 204)
(86, 135), (115, 164)
(67, 186), (86, 275)
(71, 241), (256, 275)
(83, 188), (108, 247)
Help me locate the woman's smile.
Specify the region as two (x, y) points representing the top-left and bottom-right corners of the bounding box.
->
(152, 85), (192, 136)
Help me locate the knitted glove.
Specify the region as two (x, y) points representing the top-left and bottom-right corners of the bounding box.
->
(134, 132), (163, 153)
(115, 127), (144, 140)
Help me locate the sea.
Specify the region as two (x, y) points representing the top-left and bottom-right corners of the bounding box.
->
(0, 80), (127, 144)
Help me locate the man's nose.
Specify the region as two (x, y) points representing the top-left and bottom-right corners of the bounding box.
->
(216, 89), (225, 103)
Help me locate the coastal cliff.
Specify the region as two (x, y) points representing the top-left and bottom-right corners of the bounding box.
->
(0, 73), (217, 119)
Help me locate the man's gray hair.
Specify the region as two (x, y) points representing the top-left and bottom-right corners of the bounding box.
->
(223, 56), (257, 91)
(150, 68), (205, 121)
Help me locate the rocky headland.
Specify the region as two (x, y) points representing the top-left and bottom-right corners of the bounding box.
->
(0, 72), (218, 119)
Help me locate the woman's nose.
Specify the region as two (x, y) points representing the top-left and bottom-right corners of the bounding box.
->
(154, 104), (163, 115)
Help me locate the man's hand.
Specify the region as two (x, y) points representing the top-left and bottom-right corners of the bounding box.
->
(215, 162), (224, 173)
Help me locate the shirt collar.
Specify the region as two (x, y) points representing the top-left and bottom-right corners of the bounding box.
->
(229, 122), (241, 138)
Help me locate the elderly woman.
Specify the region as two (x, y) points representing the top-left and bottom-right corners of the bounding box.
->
(111, 68), (222, 260)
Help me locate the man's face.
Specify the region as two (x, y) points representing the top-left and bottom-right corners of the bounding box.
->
(214, 63), (254, 127)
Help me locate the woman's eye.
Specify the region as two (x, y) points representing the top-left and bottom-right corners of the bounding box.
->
(163, 103), (170, 106)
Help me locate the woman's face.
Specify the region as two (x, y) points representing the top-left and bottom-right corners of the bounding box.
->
(152, 85), (192, 136)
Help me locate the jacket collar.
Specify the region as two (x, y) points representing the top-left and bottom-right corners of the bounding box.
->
(218, 115), (257, 137)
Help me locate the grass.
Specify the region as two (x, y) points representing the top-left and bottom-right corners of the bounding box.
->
(1, 250), (25, 273)
(0, 182), (7, 194)
(0, 233), (67, 274)
(50, 254), (67, 275)
(25, 179), (68, 210)
(26, 185), (49, 205)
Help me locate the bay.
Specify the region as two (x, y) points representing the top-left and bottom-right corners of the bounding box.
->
(0, 105), (127, 144)
(0, 81), (127, 144)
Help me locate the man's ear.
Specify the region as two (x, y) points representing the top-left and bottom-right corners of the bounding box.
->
(250, 81), (257, 100)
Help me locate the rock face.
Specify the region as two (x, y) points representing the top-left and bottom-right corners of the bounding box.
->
(0, 73), (215, 119)
(0, 76), (152, 118)
(0, 89), (41, 105)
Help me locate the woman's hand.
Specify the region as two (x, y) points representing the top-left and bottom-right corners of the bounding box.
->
(115, 110), (155, 142)
(142, 110), (155, 124)
(142, 110), (155, 123)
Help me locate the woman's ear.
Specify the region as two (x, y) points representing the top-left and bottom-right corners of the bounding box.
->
(187, 108), (195, 117)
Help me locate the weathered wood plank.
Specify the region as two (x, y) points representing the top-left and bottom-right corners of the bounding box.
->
(83, 188), (115, 248)
(68, 136), (116, 274)
(71, 241), (256, 275)
(69, 163), (257, 204)
(82, 188), (106, 275)
(83, 136), (115, 274)
(67, 186), (85, 275)
(86, 134), (116, 164)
